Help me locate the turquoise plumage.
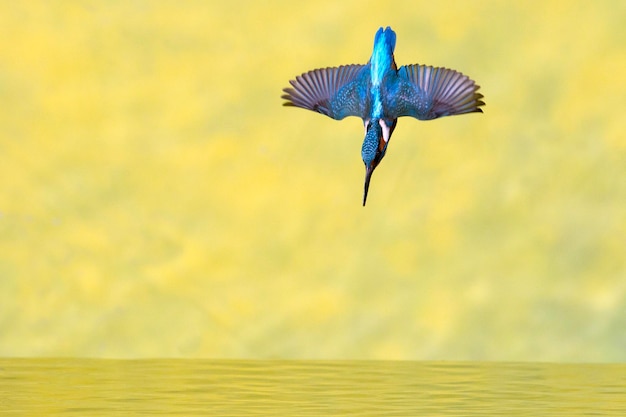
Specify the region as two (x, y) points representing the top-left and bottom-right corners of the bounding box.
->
(282, 27), (484, 205)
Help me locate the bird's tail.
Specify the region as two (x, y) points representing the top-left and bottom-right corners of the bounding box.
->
(374, 26), (396, 54)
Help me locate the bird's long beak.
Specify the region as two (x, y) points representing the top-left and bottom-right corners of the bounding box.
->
(363, 164), (375, 206)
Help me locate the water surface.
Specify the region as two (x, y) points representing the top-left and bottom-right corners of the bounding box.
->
(2, 359), (625, 415)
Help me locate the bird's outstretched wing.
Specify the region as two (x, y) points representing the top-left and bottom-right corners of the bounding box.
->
(282, 65), (367, 120)
(393, 64), (484, 120)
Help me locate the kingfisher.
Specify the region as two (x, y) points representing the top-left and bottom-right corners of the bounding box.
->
(282, 27), (484, 206)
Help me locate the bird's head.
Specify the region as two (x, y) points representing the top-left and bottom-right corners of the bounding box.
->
(361, 118), (396, 206)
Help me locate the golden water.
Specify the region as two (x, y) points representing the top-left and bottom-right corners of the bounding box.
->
(1, 1), (625, 362)
(2, 359), (625, 415)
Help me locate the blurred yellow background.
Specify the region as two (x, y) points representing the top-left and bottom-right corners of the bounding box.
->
(0, 1), (624, 361)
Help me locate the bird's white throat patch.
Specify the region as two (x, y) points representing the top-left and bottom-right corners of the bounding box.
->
(379, 119), (391, 143)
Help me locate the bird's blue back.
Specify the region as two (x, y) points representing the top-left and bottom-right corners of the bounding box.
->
(370, 27), (396, 86)
(369, 27), (397, 119)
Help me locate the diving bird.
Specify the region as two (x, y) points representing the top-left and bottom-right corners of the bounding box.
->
(282, 26), (484, 205)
